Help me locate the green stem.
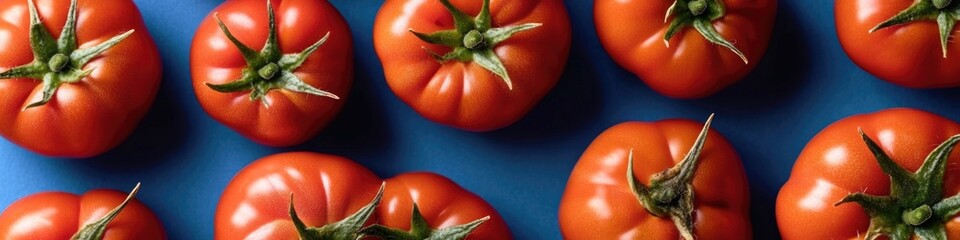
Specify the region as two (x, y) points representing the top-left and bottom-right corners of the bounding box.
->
(688, 0), (708, 16)
(359, 203), (489, 240)
(626, 114), (715, 240)
(48, 53), (70, 72)
(663, 0), (748, 64)
(290, 182), (385, 240)
(70, 183), (142, 240)
(870, 0), (959, 58)
(903, 205), (933, 226)
(935, 0), (952, 9)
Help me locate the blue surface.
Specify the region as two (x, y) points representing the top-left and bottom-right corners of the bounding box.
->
(2, 0), (960, 239)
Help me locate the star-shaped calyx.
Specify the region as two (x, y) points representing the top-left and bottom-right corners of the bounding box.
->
(0, 0), (134, 109)
(627, 114), (715, 240)
(207, 0), (339, 106)
(871, 0), (960, 58)
(410, 0), (542, 90)
(663, 0), (748, 64)
(71, 183), (142, 240)
(288, 183), (385, 240)
(833, 130), (960, 240)
(359, 203), (490, 240)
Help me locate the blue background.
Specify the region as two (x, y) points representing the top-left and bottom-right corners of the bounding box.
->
(2, 0), (960, 239)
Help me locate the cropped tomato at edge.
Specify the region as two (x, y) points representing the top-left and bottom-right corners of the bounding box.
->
(0, 184), (166, 240)
(559, 116), (751, 239)
(0, 0), (162, 158)
(594, 0), (777, 98)
(373, 0), (572, 131)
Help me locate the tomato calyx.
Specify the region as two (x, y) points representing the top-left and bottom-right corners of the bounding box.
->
(359, 203), (490, 240)
(626, 114), (714, 240)
(871, 0), (960, 58)
(409, 0), (542, 90)
(833, 130), (960, 240)
(206, 0), (339, 106)
(289, 182), (385, 240)
(664, 0), (748, 64)
(0, 0), (134, 110)
(70, 183), (142, 240)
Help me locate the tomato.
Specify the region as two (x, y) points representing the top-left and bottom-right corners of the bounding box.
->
(0, 0), (162, 158)
(361, 172), (511, 239)
(594, 0), (776, 98)
(215, 152), (383, 239)
(191, 0), (352, 146)
(373, 0), (571, 131)
(0, 183), (165, 240)
(836, 0), (960, 88)
(777, 108), (960, 239)
(559, 116), (751, 239)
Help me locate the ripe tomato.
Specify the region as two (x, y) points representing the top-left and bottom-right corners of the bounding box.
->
(362, 172), (511, 239)
(0, 0), (162, 157)
(777, 108), (960, 239)
(836, 0), (960, 88)
(0, 184), (165, 239)
(215, 152), (383, 239)
(191, 0), (353, 146)
(373, 0), (571, 131)
(595, 0), (776, 98)
(559, 116), (751, 239)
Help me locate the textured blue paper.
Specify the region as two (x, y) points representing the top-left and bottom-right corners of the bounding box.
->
(2, 0), (959, 239)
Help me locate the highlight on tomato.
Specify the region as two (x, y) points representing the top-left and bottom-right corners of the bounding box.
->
(0, 0), (162, 158)
(594, 0), (776, 98)
(777, 108), (960, 239)
(373, 0), (572, 131)
(559, 115), (752, 239)
(214, 152), (509, 240)
(837, 0), (960, 88)
(0, 183), (166, 239)
(191, 0), (353, 146)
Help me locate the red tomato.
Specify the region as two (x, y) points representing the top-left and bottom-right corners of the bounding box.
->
(559, 116), (751, 239)
(373, 0), (571, 131)
(215, 152), (383, 239)
(777, 108), (960, 239)
(0, 0), (162, 157)
(0, 184), (165, 239)
(595, 0), (776, 98)
(191, 0), (353, 146)
(366, 172), (511, 239)
(837, 0), (960, 88)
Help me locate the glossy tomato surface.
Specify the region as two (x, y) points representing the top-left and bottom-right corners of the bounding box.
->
(559, 119), (751, 239)
(380, 173), (512, 240)
(214, 152), (382, 239)
(836, 0), (960, 88)
(374, 0), (571, 131)
(595, 0), (776, 98)
(0, 189), (165, 239)
(2, 1), (960, 239)
(0, 0), (161, 158)
(777, 108), (960, 239)
(192, 0), (353, 146)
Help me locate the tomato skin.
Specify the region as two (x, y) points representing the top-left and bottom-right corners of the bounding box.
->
(594, 0), (776, 98)
(0, 190), (165, 239)
(191, 0), (353, 146)
(559, 119), (751, 239)
(776, 108), (960, 239)
(373, 0), (571, 131)
(0, 0), (162, 158)
(836, 0), (960, 88)
(214, 152), (383, 240)
(379, 173), (512, 239)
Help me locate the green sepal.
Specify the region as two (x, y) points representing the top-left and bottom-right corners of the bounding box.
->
(835, 132), (960, 240)
(0, 0), (134, 109)
(409, 0), (541, 90)
(290, 182), (385, 240)
(626, 114), (715, 240)
(663, 0), (747, 64)
(70, 183), (142, 240)
(206, 0), (339, 103)
(359, 203), (490, 240)
(870, 0), (960, 58)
